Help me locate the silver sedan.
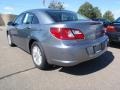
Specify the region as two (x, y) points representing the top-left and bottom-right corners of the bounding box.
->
(7, 9), (109, 70)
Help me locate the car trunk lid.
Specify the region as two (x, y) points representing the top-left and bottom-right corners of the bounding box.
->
(58, 20), (104, 40)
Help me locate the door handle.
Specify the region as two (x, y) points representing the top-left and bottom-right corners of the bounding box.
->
(26, 26), (31, 29)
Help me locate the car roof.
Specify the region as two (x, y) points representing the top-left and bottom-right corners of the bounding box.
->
(93, 18), (105, 20)
(23, 9), (74, 13)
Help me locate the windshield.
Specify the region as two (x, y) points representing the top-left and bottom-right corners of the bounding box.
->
(46, 11), (89, 22)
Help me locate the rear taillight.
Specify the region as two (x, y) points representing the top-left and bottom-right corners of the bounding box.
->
(50, 27), (85, 40)
(106, 26), (116, 32)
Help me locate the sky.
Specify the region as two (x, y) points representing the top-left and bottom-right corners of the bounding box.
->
(0, 0), (120, 19)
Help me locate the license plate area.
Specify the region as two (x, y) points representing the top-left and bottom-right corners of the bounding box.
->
(87, 41), (106, 55)
(94, 44), (102, 53)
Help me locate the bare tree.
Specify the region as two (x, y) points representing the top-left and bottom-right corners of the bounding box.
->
(48, 1), (64, 9)
(42, 0), (64, 10)
(43, 0), (46, 6)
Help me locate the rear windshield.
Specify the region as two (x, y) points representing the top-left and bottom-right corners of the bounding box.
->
(46, 11), (89, 22)
(115, 17), (120, 22)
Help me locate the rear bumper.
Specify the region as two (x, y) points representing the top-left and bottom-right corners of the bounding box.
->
(107, 32), (120, 42)
(43, 35), (109, 66)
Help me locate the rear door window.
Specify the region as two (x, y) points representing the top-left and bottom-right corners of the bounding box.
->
(23, 13), (33, 24)
(23, 13), (39, 24)
(32, 15), (39, 24)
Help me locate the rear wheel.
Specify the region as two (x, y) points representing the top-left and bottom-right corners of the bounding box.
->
(31, 42), (50, 70)
(7, 34), (15, 47)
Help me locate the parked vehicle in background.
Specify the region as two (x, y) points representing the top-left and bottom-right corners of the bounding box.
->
(7, 9), (109, 70)
(92, 18), (110, 28)
(106, 17), (120, 43)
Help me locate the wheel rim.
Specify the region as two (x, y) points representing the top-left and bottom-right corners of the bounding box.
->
(7, 34), (12, 45)
(32, 45), (42, 66)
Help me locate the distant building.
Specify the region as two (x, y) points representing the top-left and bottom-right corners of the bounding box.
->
(0, 14), (16, 26)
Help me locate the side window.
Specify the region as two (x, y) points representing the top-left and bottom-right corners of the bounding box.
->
(14, 14), (25, 25)
(23, 13), (33, 24)
(23, 13), (39, 24)
(32, 16), (39, 24)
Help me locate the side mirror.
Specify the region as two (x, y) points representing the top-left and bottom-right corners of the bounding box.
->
(7, 21), (15, 26)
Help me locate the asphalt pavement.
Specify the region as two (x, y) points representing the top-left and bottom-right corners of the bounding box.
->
(0, 27), (120, 90)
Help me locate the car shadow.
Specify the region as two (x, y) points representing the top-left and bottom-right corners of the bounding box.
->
(59, 51), (114, 76)
(109, 42), (120, 49)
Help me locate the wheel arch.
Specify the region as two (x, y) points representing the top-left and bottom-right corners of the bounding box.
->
(6, 30), (10, 35)
(28, 38), (39, 54)
(6, 31), (8, 35)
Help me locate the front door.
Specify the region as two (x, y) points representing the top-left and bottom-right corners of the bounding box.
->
(15, 13), (40, 51)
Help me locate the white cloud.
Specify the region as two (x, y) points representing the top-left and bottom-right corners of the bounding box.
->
(3, 11), (12, 14)
(3, 6), (15, 14)
(64, 4), (69, 8)
(3, 6), (14, 11)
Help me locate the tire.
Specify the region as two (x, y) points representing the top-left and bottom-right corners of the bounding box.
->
(31, 42), (50, 70)
(109, 39), (114, 46)
(7, 34), (15, 47)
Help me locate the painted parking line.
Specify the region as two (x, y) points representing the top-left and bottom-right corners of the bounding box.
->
(0, 67), (36, 80)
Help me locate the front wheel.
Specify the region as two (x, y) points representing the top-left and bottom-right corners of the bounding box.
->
(31, 42), (50, 70)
